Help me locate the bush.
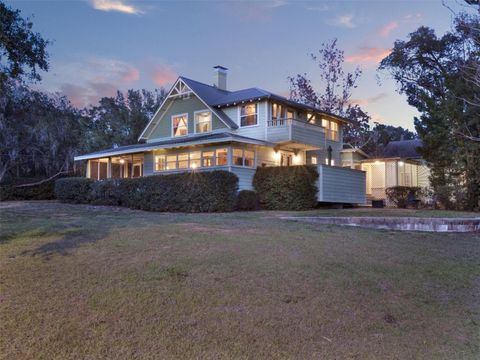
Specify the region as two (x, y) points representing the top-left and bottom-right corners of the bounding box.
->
(253, 165), (318, 210)
(236, 190), (260, 211)
(54, 177), (94, 203)
(385, 186), (421, 208)
(89, 179), (122, 206)
(54, 171), (239, 212)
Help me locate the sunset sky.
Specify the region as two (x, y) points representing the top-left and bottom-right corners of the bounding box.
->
(6, 0), (472, 130)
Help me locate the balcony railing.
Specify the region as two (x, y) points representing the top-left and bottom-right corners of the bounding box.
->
(266, 118), (327, 147)
(267, 118), (325, 132)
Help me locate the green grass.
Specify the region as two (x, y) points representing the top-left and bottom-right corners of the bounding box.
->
(0, 201), (479, 359)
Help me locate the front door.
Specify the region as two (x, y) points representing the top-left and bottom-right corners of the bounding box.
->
(280, 152), (292, 166)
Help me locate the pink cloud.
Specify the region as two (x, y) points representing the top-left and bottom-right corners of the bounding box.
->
(150, 64), (177, 86)
(60, 83), (89, 108)
(345, 47), (391, 65)
(378, 21), (398, 37)
(120, 65), (140, 82)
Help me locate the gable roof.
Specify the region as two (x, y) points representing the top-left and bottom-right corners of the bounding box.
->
(380, 139), (423, 159)
(139, 76), (352, 141)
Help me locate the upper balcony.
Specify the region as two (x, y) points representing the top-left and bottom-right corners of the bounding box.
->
(266, 118), (329, 149)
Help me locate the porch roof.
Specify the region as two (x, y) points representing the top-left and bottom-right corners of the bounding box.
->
(74, 132), (275, 161)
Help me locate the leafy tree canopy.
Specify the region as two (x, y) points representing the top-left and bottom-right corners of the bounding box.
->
(379, 4), (480, 210)
(0, 1), (49, 86)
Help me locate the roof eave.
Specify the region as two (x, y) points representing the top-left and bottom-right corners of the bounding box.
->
(74, 135), (274, 161)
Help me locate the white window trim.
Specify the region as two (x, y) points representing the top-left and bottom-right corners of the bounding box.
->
(238, 103), (259, 128)
(153, 147), (232, 173)
(193, 109), (212, 134)
(232, 148), (256, 168)
(171, 113), (189, 138)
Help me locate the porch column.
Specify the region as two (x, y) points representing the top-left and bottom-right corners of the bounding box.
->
(86, 160), (91, 178)
(131, 154), (134, 178)
(227, 145), (232, 167)
(97, 161), (100, 180)
(107, 157), (112, 179)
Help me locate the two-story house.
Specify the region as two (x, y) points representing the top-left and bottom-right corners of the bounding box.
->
(74, 66), (366, 204)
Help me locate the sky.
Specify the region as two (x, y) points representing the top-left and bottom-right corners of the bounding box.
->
(6, 0), (473, 130)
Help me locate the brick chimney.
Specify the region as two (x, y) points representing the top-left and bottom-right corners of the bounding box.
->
(213, 65), (228, 90)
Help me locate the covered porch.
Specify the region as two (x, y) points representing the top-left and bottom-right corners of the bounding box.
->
(85, 154), (144, 180)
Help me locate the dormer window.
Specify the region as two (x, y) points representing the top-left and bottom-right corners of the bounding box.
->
(194, 110), (212, 134)
(172, 114), (188, 137)
(240, 104), (257, 127)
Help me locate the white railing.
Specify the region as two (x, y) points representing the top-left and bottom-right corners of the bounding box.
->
(267, 118), (325, 132)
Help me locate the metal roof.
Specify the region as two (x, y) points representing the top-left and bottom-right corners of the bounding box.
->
(179, 76), (352, 124)
(74, 132), (275, 161)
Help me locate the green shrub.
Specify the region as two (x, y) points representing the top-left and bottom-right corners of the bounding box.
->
(54, 171), (239, 212)
(54, 177), (94, 203)
(236, 190), (260, 211)
(253, 165), (318, 210)
(385, 186), (421, 208)
(89, 179), (122, 206)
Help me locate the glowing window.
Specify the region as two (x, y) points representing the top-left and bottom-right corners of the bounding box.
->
(172, 114), (188, 137)
(195, 111), (211, 133)
(240, 104), (257, 127)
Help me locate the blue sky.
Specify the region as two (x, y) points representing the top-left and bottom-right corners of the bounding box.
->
(6, 0), (470, 130)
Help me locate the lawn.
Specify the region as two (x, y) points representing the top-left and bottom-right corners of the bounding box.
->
(0, 201), (479, 359)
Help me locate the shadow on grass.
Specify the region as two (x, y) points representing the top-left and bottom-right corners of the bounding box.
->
(20, 227), (111, 258)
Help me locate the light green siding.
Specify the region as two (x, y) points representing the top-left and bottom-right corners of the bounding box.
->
(147, 95), (228, 141)
(143, 152), (154, 176)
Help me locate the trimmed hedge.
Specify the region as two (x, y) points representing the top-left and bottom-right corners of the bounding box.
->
(54, 171), (239, 212)
(54, 177), (95, 203)
(236, 190), (260, 211)
(253, 165), (319, 210)
(385, 186), (421, 208)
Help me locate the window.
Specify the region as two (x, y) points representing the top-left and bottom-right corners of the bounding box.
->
(330, 121), (339, 141)
(166, 155), (177, 170)
(244, 150), (255, 167)
(325, 158), (335, 166)
(178, 153), (189, 169)
(272, 103), (285, 120)
(154, 148), (233, 172)
(190, 152), (201, 168)
(172, 114), (188, 137)
(287, 109), (295, 119)
(233, 148), (255, 167)
(233, 148), (244, 166)
(194, 111), (211, 133)
(307, 113), (316, 124)
(240, 104), (257, 127)
(155, 156), (166, 171)
(321, 118), (339, 141)
(202, 151), (214, 167)
(311, 156), (318, 165)
(216, 148), (228, 166)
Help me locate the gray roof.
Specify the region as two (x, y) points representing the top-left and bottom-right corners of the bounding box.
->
(74, 132), (274, 161)
(180, 76), (351, 124)
(381, 139), (423, 158)
(179, 77), (238, 129)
